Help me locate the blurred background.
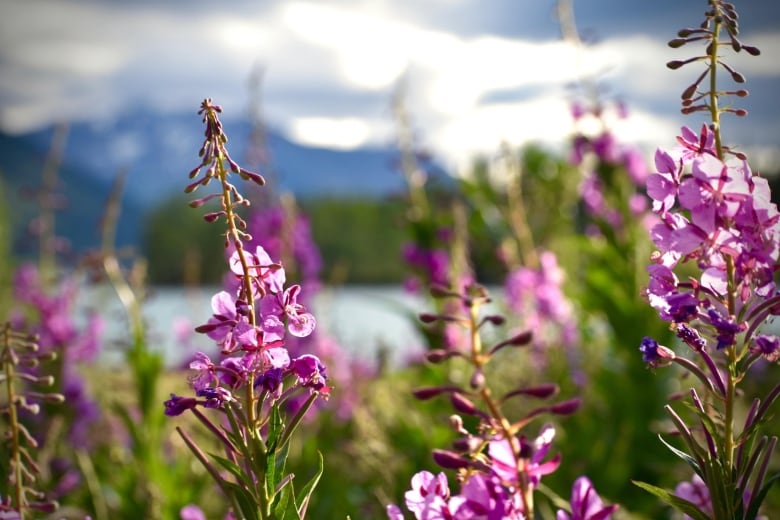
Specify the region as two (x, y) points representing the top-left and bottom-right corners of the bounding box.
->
(1, 1), (780, 518)
(1, 0), (779, 267)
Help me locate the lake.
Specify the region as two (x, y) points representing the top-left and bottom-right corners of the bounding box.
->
(78, 285), (429, 368)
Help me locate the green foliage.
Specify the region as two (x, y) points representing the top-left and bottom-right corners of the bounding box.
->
(299, 196), (409, 284)
(0, 177), (12, 316)
(143, 193), (227, 284)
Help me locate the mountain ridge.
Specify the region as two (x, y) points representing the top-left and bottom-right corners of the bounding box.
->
(0, 108), (424, 254)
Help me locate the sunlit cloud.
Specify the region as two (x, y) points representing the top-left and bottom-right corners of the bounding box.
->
(0, 0), (778, 169)
(287, 117), (373, 150)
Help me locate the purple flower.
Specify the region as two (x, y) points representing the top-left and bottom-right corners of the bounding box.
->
(229, 245), (286, 295)
(256, 367), (285, 394)
(556, 477), (618, 520)
(164, 394), (197, 416)
(675, 124), (717, 162)
(674, 474), (712, 519)
(189, 352), (218, 391)
(639, 337), (660, 363)
(489, 424), (560, 488)
(452, 472), (525, 519)
(196, 386), (235, 409)
(646, 148), (682, 214)
(180, 505), (206, 520)
(705, 309), (744, 350)
(676, 323), (706, 351)
(751, 334), (780, 362)
(504, 252), (577, 349)
(196, 291), (260, 352)
(403, 471), (452, 518)
(290, 354), (329, 393)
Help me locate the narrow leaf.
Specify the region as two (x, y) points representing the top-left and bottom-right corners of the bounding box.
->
(632, 481), (711, 520)
(296, 451), (324, 518)
(658, 435), (702, 474)
(745, 470), (780, 520)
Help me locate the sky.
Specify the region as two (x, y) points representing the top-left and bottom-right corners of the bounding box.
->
(1, 0), (779, 173)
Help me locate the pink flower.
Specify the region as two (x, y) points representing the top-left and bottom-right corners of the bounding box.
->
(556, 477), (617, 520)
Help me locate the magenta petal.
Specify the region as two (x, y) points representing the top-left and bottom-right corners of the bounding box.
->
(289, 312), (316, 337)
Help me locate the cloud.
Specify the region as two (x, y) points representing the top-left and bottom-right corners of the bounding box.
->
(0, 0), (778, 171)
(287, 117), (373, 150)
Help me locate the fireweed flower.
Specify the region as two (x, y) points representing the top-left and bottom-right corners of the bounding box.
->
(674, 475), (712, 519)
(556, 477), (618, 520)
(166, 99), (328, 518)
(636, 4), (780, 518)
(391, 284), (582, 519)
(504, 251), (578, 351)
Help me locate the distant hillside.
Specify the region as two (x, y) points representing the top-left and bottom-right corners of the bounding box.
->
(0, 132), (143, 256)
(0, 108), (448, 256)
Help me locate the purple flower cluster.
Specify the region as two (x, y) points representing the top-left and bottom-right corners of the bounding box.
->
(243, 205), (323, 295)
(167, 99), (329, 423)
(504, 251), (578, 354)
(388, 453), (616, 520)
(402, 241), (451, 294)
(570, 101), (650, 233)
(165, 246), (327, 417)
(644, 124), (780, 361)
(10, 263), (103, 448)
(387, 426), (557, 520)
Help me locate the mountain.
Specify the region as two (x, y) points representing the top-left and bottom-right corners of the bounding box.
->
(0, 108), (430, 254)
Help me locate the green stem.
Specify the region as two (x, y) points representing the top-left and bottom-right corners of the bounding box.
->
(709, 13), (724, 162)
(3, 324), (26, 518)
(468, 303), (533, 516)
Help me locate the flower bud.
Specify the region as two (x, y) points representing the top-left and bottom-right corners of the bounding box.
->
(450, 392), (480, 416)
(432, 449), (471, 470)
(425, 349), (462, 364)
(412, 385), (461, 401)
(550, 397), (581, 416)
(742, 45), (760, 56)
(449, 414), (465, 433)
(668, 38), (687, 48)
(453, 435), (482, 454)
(469, 369), (485, 390)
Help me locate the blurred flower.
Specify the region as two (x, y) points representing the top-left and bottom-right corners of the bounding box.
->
(556, 476), (618, 520)
(674, 474), (712, 519)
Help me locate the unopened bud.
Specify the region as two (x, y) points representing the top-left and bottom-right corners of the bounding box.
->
(681, 83), (698, 100)
(450, 392), (480, 416)
(469, 370), (485, 390)
(425, 349), (462, 364)
(419, 313), (439, 323)
(453, 435), (482, 454)
(449, 414), (464, 432)
(668, 38), (687, 48)
(731, 71), (746, 83)
(412, 385), (460, 401)
(551, 397), (581, 416)
(432, 449), (471, 470)
(484, 315), (505, 326)
(743, 45), (760, 56)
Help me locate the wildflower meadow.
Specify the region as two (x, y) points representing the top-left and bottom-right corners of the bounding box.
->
(2, 1), (779, 519)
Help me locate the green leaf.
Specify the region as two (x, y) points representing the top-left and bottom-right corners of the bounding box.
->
(658, 434), (702, 474)
(296, 451), (324, 518)
(632, 481), (711, 520)
(223, 480), (261, 520)
(272, 476), (298, 520)
(211, 453), (257, 497)
(745, 470), (780, 520)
